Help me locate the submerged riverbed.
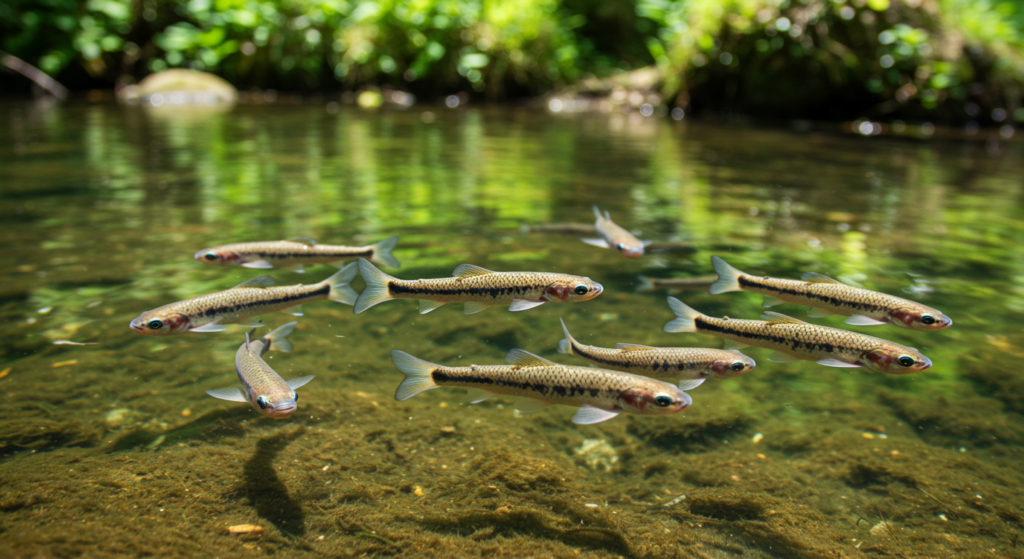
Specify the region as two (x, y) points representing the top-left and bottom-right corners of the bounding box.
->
(2, 102), (1023, 558)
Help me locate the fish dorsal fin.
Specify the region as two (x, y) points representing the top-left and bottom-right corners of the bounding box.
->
(761, 311), (809, 325)
(232, 275), (276, 289)
(452, 264), (494, 278)
(801, 272), (843, 284)
(287, 237), (317, 245)
(506, 349), (557, 368)
(615, 343), (657, 353)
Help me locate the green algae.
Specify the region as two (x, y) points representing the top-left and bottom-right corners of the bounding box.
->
(1, 103), (1024, 558)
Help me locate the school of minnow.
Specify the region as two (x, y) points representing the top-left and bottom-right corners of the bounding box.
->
(129, 222), (951, 423)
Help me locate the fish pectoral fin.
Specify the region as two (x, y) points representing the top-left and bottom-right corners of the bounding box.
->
(723, 339), (750, 350)
(614, 343), (657, 352)
(677, 378), (706, 391)
(768, 351), (801, 363)
(286, 375), (315, 389)
(572, 406), (621, 425)
(206, 387), (247, 402)
(807, 308), (838, 318)
(463, 301), (493, 314)
(419, 300), (447, 314)
(189, 322), (229, 333)
(509, 299), (545, 312)
(512, 397), (555, 413)
(242, 260), (275, 269)
(641, 240), (653, 248)
(760, 311), (809, 325)
(581, 238), (611, 249)
(800, 272), (844, 284)
(506, 348), (558, 367)
(844, 315), (888, 326)
(816, 358), (862, 368)
(452, 264), (493, 278)
(762, 295), (787, 308)
(232, 275), (276, 289)
(465, 388), (496, 404)
(287, 237), (317, 245)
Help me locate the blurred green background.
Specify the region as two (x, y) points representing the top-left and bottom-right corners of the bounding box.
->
(2, 0), (1024, 122)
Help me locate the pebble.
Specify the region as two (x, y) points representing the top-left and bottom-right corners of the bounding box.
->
(0, 367), (10, 379)
(181, 408), (192, 418)
(869, 520), (894, 537)
(440, 426), (456, 434)
(228, 525), (263, 535)
(413, 486), (425, 497)
(105, 408), (132, 427)
(751, 433), (763, 444)
(52, 360), (78, 368)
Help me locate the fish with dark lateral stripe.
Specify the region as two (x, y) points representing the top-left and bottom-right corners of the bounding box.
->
(195, 236), (399, 271)
(355, 259), (603, 315)
(129, 263), (358, 335)
(557, 319), (755, 386)
(206, 322), (313, 419)
(709, 256), (952, 330)
(390, 349), (691, 424)
(663, 297), (932, 374)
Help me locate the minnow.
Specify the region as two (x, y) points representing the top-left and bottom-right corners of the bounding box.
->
(390, 348), (691, 424)
(557, 319), (755, 383)
(206, 322), (313, 419)
(195, 236), (399, 271)
(354, 259), (603, 315)
(709, 256), (952, 330)
(129, 263), (358, 335)
(663, 297), (932, 374)
(637, 274), (719, 292)
(582, 205), (649, 258)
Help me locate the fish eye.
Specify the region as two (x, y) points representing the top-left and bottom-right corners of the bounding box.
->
(920, 314), (936, 325)
(731, 361), (745, 372)
(654, 395), (672, 407)
(147, 319), (163, 330)
(617, 242), (625, 251)
(204, 252), (218, 261)
(293, 391), (298, 402)
(574, 284), (589, 295)
(897, 355), (915, 367)
(256, 396), (269, 409)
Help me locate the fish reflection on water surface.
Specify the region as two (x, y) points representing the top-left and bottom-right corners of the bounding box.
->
(195, 236), (400, 271)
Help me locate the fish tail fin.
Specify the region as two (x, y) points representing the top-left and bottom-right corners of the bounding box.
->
(664, 297), (703, 333)
(636, 275), (654, 292)
(391, 350), (439, 401)
(264, 321), (297, 352)
(557, 318), (576, 355)
(592, 205), (603, 221)
(709, 256), (744, 295)
(354, 258), (395, 314)
(370, 236), (400, 269)
(326, 262), (359, 305)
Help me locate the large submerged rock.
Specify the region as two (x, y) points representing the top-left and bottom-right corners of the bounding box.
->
(118, 69), (238, 106)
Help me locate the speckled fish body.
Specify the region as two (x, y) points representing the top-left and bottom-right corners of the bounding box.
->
(582, 206), (648, 258)
(557, 319), (755, 381)
(195, 236), (399, 270)
(129, 264), (358, 335)
(390, 349), (691, 424)
(664, 297), (932, 375)
(206, 322), (313, 419)
(710, 256), (952, 330)
(355, 259), (603, 314)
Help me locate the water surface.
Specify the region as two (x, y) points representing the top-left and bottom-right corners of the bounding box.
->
(2, 102), (1023, 558)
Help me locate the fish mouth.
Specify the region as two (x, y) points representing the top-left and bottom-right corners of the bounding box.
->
(129, 317), (146, 333)
(918, 357), (933, 371)
(592, 283), (604, 296)
(267, 403), (297, 419)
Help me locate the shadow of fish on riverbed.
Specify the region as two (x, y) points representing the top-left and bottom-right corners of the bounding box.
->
(240, 428), (307, 537)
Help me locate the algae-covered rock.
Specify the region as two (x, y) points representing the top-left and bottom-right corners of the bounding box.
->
(118, 69), (237, 105)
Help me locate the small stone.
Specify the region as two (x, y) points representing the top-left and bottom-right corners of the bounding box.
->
(228, 524), (263, 535)
(862, 433), (875, 439)
(413, 486), (425, 497)
(440, 426), (456, 434)
(181, 408), (192, 418)
(106, 408), (132, 427)
(870, 520), (894, 538)
(751, 433), (763, 444)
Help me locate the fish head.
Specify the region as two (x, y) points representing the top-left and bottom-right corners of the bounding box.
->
(616, 241), (645, 259)
(543, 276), (604, 303)
(618, 385), (691, 415)
(251, 390), (298, 419)
(890, 307), (953, 331)
(194, 248), (240, 266)
(708, 352), (756, 378)
(129, 311), (190, 335)
(863, 346), (932, 375)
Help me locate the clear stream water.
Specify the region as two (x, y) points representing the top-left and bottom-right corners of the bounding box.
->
(2, 102), (1023, 558)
